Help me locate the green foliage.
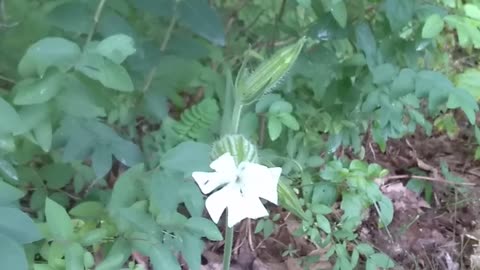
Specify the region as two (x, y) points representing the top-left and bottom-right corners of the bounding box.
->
(0, 0), (479, 269)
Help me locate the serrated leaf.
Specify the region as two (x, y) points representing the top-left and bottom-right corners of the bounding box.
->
(96, 34), (136, 64)
(268, 116), (283, 141)
(184, 217), (223, 241)
(75, 53), (134, 92)
(422, 14), (444, 39)
(0, 233), (28, 270)
(18, 37), (81, 77)
(0, 207), (42, 244)
(45, 198), (74, 240)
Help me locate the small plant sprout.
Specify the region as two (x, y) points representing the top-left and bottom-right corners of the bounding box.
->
(192, 151), (282, 228)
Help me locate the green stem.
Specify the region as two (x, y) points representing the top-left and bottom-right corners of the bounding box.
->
(222, 225), (234, 270)
(230, 101), (243, 134)
(85, 0), (108, 47)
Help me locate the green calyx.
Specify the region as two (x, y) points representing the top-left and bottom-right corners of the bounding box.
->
(235, 37), (306, 105)
(211, 135), (258, 165)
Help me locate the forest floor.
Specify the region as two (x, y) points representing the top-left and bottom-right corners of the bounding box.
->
(200, 112), (480, 270)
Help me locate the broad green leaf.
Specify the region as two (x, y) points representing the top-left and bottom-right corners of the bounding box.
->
(13, 70), (65, 105)
(0, 96), (24, 134)
(278, 113), (300, 130)
(330, 0), (347, 28)
(132, 237), (181, 270)
(80, 228), (109, 246)
(0, 207), (42, 244)
(0, 159), (19, 181)
(108, 164), (145, 211)
(181, 233), (204, 270)
(95, 238), (131, 270)
(33, 121), (52, 152)
(372, 63), (397, 85)
(356, 243), (375, 256)
(150, 171), (182, 218)
(447, 89), (479, 124)
(391, 68), (415, 98)
(40, 163), (74, 189)
(75, 53), (134, 92)
(48, 2), (92, 34)
(464, 4), (480, 20)
(18, 104), (50, 132)
(0, 135), (16, 153)
(96, 34), (136, 64)
(369, 253), (395, 268)
(110, 138), (143, 167)
(65, 243), (84, 270)
(45, 198), (74, 240)
(384, 0), (414, 32)
(18, 37), (81, 77)
(184, 217), (223, 241)
(355, 23), (377, 68)
(0, 233), (28, 270)
(92, 144), (113, 178)
(268, 116), (283, 141)
(422, 14), (444, 39)
(269, 100), (293, 114)
(455, 68), (480, 100)
(316, 214), (331, 234)
(278, 179), (308, 220)
(70, 201), (105, 219)
(340, 192), (364, 220)
(161, 141), (211, 175)
(377, 195), (394, 227)
(0, 181), (24, 204)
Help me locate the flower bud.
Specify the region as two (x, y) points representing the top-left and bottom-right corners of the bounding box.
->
(236, 37), (306, 104)
(211, 135), (258, 165)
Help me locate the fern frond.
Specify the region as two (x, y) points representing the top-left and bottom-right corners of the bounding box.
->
(172, 98), (220, 141)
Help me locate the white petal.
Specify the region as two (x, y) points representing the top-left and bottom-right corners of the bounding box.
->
(192, 171), (232, 194)
(227, 193), (268, 227)
(239, 163), (281, 204)
(205, 183), (237, 224)
(210, 152), (237, 175)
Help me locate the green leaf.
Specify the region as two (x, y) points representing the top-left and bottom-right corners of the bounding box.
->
(95, 238), (131, 270)
(0, 181), (24, 205)
(447, 89), (479, 124)
(377, 195), (394, 227)
(108, 165), (145, 211)
(464, 4), (480, 20)
(278, 113), (300, 130)
(330, 0), (347, 28)
(0, 159), (19, 181)
(391, 68), (415, 98)
(33, 120), (52, 152)
(13, 70), (65, 105)
(384, 0), (414, 32)
(48, 2), (92, 34)
(422, 14), (444, 39)
(65, 243), (84, 270)
(75, 53), (134, 92)
(40, 163), (74, 190)
(181, 233), (204, 270)
(268, 116), (283, 141)
(372, 64), (397, 85)
(316, 214), (331, 234)
(110, 138), (143, 167)
(0, 207), (42, 244)
(340, 192), (364, 220)
(161, 141), (211, 175)
(269, 100), (293, 114)
(455, 69), (480, 100)
(0, 233), (28, 270)
(92, 144), (113, 178)
(45, 198), (74, 240)
(369, 253), (395, 268)
(132, 236), (181, 270)
(178, 0), (225, 46)
(69, 201), (105, 219)
(184, 217), (223, 241)
(96, 34), (136, 64)
(0, 96), (24, 135)
(18, 37), (81, 77)
(356, 243), (375, 256)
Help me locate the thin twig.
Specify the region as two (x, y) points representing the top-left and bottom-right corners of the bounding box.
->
(383, 174), (476, 186)
(85, 0), (108, 47)
(142, 14), (177, 92)
(0, 74), (15, 84)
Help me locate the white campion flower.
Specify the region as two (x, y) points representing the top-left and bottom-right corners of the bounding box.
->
(192, 152), (281, 228)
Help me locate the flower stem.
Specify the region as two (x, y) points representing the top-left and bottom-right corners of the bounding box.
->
(230, 101), (243, 134)
(222, 225), (234, 270)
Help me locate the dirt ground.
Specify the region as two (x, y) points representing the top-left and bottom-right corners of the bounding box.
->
(200, 113), (480, 270)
